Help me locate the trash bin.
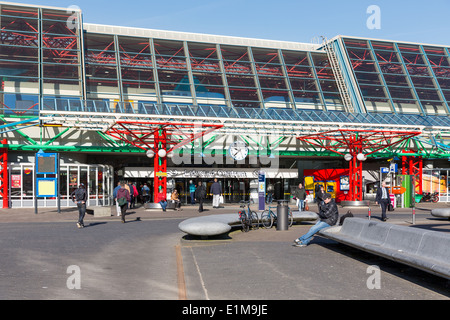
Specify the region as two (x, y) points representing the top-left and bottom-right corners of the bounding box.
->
(277, 200), (289, 231)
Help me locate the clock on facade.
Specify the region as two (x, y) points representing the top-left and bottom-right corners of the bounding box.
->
(229, 141), (249, 161)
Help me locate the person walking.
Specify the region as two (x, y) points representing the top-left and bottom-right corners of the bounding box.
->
(127, 182), (138, 209)
(292, 183), (307, 212)
(113, 181), (121, 201)
(128, 181), (135, 209)
(210, 178), (222, 208)
(293, 193), (338, 247)
(141, 183), (150, 203)
(315, 185), (325, 210)
(71, 183), (87, 229)
(195, 181), (206, 213)
(115, 182), (130, 223)
(375, 181), (391, 222)
(189, 180), (196, 205)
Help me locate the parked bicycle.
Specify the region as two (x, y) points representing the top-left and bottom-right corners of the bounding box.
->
(238, 200), (259, 232)
(260, 204), (294, 229)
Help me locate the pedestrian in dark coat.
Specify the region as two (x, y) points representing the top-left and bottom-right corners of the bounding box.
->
(71, 183), (87, 229)
(195, 182), (206, 213)
(375, 181), (391, 221)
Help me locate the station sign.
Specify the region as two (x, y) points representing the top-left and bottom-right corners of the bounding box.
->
(389, 163), (398, 173)
(258, 171), (266, 211)
(36, 152), (58, 175)
(381, 167), (389, 174)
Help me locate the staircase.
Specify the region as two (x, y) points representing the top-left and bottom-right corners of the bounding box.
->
(322, 37), (354, 113)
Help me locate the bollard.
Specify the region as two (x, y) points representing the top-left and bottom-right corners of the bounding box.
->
(412, 206), (416, 225)
(368, 206), (371, 221)
(277, 200), (289, 231)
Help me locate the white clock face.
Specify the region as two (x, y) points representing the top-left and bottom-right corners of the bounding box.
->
(229, 141), (249, 161)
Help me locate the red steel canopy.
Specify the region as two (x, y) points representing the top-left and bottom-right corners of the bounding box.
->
(297, 129), (421, 202)
(105, 121), (223, 202)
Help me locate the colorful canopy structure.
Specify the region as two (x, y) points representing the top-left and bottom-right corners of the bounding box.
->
(105, 121), (223, 200)
(297, 129), (422, 202)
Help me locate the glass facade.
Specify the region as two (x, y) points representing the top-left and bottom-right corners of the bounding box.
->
(0, 3), (83, 115)
(342, 37), (450, 115)
(1, 3), (450, 119)
(8, 163), (113, 208)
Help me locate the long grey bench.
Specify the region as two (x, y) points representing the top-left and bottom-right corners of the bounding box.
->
(431, 208), (450, 219)
(319, 218), (450, 280)
(179, 211), (318, 237)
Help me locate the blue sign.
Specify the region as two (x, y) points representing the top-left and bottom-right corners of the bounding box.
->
(390, 163), (398, 173)
(381, 167), (389, 174)
(258, 171), (266, 211)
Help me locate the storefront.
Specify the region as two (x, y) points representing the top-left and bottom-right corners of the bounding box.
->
(124, 167), (298, 204)
(8, 163), (114, 208)
(422, 168), (449, 202)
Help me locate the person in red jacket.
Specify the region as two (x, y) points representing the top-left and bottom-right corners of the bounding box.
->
(115, 182), (130, 223)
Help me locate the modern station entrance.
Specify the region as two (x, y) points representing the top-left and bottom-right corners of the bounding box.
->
(124, 167), (298, 204)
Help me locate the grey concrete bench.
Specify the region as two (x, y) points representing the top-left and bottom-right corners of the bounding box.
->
(319, 218), (450, 280)
(178, 211), (318, 237)
(431, 208), (450, 219)
(144, 201), (180, 210)
(86, 207), (112, 217)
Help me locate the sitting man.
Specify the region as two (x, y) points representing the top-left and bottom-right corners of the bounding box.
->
(293, 193), (339, 247)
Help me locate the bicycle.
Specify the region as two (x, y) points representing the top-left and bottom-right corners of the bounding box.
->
(260, 205), (294, 229)
(238, 200), (259, 233)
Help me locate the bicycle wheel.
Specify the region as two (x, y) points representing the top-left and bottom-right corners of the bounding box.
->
(240, 213), (250, 233)
(261, 210), (273, 229)
(288, 209), (294, 227)
(251, 211), (259, 230)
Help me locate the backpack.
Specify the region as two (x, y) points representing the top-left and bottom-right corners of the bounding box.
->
(118, 197), (127, 206)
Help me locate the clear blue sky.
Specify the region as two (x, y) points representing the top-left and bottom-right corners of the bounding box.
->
(11, 0), (450, 46)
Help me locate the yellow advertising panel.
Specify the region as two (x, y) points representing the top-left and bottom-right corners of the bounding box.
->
(37, 179), (57, 197)
(304, 176), (314, 190)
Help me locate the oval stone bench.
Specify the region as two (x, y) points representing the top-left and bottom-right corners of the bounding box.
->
(178, 211), (318, 237)
(431, 208), (450, 219)
(319, 218), (450, 280)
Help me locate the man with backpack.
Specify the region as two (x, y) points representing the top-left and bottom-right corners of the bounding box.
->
(115, 182), (130, 223)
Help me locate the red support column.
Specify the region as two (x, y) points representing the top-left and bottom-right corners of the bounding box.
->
(401, 150), (423, 195)
(0, 139), (8, 209)
(348, 157), (354, 201)
(154, 128), (167, 203)
(348, 154), (364, 202)
(355, 159), (363, 201)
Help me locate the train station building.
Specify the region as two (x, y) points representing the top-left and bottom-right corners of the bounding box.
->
(1, 1), (450, 208)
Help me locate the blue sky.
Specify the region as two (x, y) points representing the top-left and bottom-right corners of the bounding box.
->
(11, 0), (450, 46)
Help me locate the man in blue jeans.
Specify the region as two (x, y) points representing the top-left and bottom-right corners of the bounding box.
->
(71, 183), (87, 229)
(293, 193), (339, 247)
